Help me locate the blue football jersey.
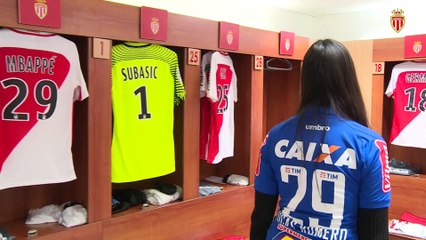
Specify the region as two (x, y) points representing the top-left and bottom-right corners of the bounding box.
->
(254, 107), (391, 240)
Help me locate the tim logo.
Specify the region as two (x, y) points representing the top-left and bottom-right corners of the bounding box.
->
(319, 171), (339, 180)
(375, 140), (391, 193)
(284, 167), (301, 174)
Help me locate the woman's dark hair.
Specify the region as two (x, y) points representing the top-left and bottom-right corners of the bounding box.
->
(299, 39), (369, 127)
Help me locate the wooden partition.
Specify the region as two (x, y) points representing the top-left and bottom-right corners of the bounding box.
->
(343, 40), (374, 122)
(249, 56), (266, 184)
(0, 0), (309, 239)
(373, 38), (426, 240)
(86, 37), (113, 223)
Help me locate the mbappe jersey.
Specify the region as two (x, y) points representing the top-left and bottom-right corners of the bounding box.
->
(254, 107), (391, 240)
(0, 28), (89, 190)
(385, 61), (426, 149)
(201, 51), (237, 164)
(111, 42), (185, 182)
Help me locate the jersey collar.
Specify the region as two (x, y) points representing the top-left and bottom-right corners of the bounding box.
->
(9, 28), (56, 37)
(124, 42), (151, 48)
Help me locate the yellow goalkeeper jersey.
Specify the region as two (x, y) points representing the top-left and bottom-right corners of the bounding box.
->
(111, 42), (185, 182)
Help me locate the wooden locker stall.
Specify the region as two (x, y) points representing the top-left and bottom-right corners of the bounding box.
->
(109, 44), (187, 200)
(373, 37), (426, 240)
(200, 31), (309, 185)
(199, 52), (253, 184)
(0, 31), (110, 240)
(0, 0), (309, 239)
(261, 40), (375, 141)
(263, 58), (302, 135)
(0, 35), (91, 222)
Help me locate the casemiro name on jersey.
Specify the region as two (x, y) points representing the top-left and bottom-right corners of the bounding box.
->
(121, 65), (158, 81)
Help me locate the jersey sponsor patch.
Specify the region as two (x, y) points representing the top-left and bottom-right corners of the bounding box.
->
(274, 139), (357, 170)
(374, 139), (391, 193)
(274, 224), (311, 240)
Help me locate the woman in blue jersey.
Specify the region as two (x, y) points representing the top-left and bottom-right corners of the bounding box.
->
(250, 39), (391, 240)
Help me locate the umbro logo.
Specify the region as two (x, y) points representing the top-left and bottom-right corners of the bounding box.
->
(305, 124), (331, 131)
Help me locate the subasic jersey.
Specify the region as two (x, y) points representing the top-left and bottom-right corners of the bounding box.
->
(0, 28), (89, 190)
(200, 51), (237, 164)
(111, 42), (185, 182)
(254, 107), (391, 240)
(385, 61), (426, 149)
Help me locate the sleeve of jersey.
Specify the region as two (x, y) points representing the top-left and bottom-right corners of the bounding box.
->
(254, 135), (279, 196)
(174, 62), (186, 106)
(110, 45), (120, 91)
(207, 56), (219, 102)
(232, 66), (238, 103)
(71, 44), (89, 101)
(385, 65), (400, 98)
(358, 138), (391, 209)
(200, 52), (210, 96)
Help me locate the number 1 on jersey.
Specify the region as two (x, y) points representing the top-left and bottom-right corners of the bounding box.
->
(134, 86), (152, 119)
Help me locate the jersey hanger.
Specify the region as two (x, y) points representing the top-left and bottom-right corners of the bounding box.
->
(264, 57), (293, 71)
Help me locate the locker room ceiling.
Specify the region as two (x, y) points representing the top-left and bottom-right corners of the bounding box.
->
(106, 0), (417, 16)
(265, 0), (399, 16)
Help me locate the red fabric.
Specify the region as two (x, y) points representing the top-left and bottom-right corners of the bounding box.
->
(199, 96), (211, 160)
(400, 211), (426, 227)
